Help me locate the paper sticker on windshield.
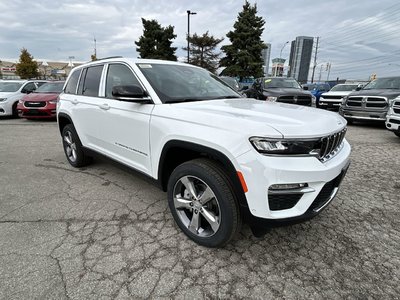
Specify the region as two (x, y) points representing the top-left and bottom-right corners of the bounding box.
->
(138, 64), (152, 69)
(264, 79), (272, 83)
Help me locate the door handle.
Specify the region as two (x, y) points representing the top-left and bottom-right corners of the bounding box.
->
(71, 99), (78, 105)
(99, 104), (110, 110)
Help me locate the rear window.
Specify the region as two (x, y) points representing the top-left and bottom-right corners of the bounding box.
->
(64, 70), (81, 94)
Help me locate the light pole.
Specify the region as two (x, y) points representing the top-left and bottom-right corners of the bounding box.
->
(280, 41), (289, 60)
(187, 10), (197, 63)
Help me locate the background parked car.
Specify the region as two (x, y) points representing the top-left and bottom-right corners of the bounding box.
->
(219, 76), (240, 92)
(17, 81), (65, 119)
(245, 77), (316, 106)
(0, 80), (47, 117)
(340, 76), (400, 123)
(385, 96), (400, 137)
(319, 83), (359, 111)
(302, 83), (331, 107)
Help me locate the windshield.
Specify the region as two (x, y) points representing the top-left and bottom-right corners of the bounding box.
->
(0, 82), (23, 92)
(330, 84), (358, 92)
(34, 82), (65, 93)
(363, 77), (400, 90)
(137, 63), (240, 103)
(262, 78), (301, 89)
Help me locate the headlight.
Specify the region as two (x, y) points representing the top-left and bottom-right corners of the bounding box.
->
(311, 95), (316, 107)
(0, 98), (6, 102)
(250, 137), (320, 155)
(266, 96), (278, 102)
(18, 100), (24, 104)
(49, 100), (58, 104)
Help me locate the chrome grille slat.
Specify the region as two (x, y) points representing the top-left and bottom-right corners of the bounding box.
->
(318, 128), (347, 162)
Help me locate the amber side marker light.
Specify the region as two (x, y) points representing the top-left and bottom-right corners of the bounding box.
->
(237, 171), (248, 193)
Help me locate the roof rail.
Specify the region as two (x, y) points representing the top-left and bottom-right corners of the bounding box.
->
(92, 56), (124, 62)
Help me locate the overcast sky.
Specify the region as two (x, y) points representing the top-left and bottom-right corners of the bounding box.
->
(1, 0), (399, 81)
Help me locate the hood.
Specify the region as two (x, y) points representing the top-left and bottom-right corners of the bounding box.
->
(262, 88), (311, 96)
(154, 99), (346, 139)
(321, 91), (353, 97)
(21, 92), (59, 102)
(0, 92), (16, 99)
(349, 89), (400, 99)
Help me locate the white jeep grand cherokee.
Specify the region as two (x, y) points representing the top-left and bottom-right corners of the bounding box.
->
(57, 57), (351, 247)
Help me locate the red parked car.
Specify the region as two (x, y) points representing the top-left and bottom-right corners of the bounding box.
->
(17, 81), (65, 119)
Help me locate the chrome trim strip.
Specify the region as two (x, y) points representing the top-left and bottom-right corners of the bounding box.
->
(268, 187), (315, 195)
(313, 187), (339, 212)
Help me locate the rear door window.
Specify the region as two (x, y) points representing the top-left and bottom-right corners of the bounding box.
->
(82, 65), (103, 97)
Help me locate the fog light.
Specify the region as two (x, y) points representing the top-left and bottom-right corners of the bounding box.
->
(269, 183), (307, 190)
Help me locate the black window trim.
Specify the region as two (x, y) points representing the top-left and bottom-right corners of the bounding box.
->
(102, 61), (153, 103)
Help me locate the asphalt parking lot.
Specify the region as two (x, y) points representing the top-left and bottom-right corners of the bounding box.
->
(0, 118), (399, 299)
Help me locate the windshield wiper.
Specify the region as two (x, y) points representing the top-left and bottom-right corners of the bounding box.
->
(164, 98), (203, 104)
(213, 95), (241, 99)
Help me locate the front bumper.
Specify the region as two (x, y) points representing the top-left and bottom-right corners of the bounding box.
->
(0, 101), (13, 116)
(318, 99), (341, 111)
(386, 113), (400, 132)
(17, 103), (57, 119)
(236, 140), (351, 221)
(339, 106), (387, 121)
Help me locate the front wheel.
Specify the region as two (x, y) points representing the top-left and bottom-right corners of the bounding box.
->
(167, 158), (240, 247)
(395, 131), (400, 138)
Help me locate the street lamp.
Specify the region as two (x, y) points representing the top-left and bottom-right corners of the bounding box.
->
(280, 41), (289, 59)
(187, 10), (197, 63)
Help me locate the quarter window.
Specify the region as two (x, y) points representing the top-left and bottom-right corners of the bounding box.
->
(82, 65), (103, 97)
(65, 70), (81, 94)
(105, 64), (141, 98)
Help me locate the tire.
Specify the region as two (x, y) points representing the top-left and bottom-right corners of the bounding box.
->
(167, 158), (240, 247)
(12, 102), (18, 118)
(61, 124), (92, 168)
(395, 131), (400, 138)
(345, 118), (354, 125)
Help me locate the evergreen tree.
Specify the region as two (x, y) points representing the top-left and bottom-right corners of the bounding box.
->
(220, 1), (266, 79)
(183, 31), (224, 73)
(16, 48), (39, 79)
(135, 18), (177, 61)
(91, 54), (97, 61)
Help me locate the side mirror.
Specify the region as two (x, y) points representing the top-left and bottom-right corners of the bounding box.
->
(355, 86), (362, 91)
(21, 88), (34, 94)
(112, 85), (151, 102)
(302, 86), (309, 90)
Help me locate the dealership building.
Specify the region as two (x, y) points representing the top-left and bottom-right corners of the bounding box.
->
(0, 59), (84, 80)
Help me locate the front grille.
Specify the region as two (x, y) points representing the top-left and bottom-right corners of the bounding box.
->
(389, 119), (400, 124)
(268, 194), (302, 211)
(393, 101), (400, 114)
(347, 96), (387, 109)
(24, 101), (46, 108)
(278, 95), (311, 106)
(317, 128), (347, 162)
(321, 95), (342, 100)
(23, 110), (50, 116)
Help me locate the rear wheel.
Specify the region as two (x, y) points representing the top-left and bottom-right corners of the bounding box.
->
(62, 124), (92, 167)
(167, 158), (240, 247)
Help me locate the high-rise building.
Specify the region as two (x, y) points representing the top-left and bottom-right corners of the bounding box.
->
(261, 43), (271, 76)
(288, 36), (314, 83)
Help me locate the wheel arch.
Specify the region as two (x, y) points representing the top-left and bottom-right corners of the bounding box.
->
(58, 112), (73, 134)
(158, 140), (249, 211)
